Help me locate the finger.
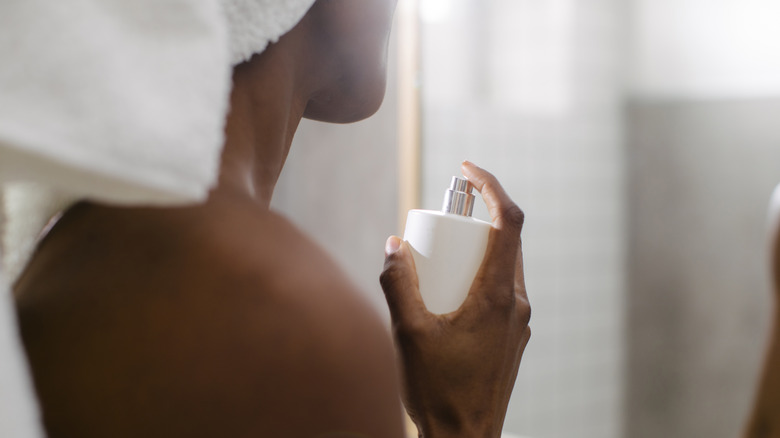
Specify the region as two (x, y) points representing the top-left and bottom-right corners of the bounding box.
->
(462, 161), (525, 290)
(379, 236), (426, 326)
(461, 161), (524, 235)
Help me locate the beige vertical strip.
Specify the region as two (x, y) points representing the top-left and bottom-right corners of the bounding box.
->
(396, 6), (423, 437)
(396, 0), (422, 234)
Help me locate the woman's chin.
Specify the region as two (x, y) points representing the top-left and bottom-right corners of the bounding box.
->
(303, 79), (387, 124)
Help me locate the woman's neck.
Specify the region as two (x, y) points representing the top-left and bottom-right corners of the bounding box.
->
(211, 44), (311, 209)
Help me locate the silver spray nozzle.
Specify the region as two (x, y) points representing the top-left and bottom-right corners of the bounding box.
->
(442, 176), (475, 216)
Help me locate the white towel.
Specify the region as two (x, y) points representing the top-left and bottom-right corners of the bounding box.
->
(223, 0), (317, 65)
(0, 1), (315, 436)
(0, 0), (231, 204)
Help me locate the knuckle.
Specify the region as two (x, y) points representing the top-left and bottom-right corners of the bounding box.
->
(379, 252), (404, 288)
(481, 169), (499, 185)
(502, 204), (525, 229)
(378, 265), (398, 292)
(482, 179), (500, 199)
(378, 269), (390, 288)
(516, 296), (531, 325)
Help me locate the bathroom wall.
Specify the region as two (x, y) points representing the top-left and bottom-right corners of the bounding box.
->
(626, 98), (780, 438)
(625, 1), (780, 437)
(419, 1), (626, 437)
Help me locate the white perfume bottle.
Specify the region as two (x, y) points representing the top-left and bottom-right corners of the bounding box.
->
(403, 177), (492, 314)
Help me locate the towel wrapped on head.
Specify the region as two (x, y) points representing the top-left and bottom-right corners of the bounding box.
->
(0, 1), (316, 436)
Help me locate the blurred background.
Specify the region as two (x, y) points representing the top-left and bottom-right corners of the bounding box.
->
(273, 0), (780, 437)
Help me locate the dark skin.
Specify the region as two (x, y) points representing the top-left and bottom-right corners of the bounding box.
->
(12, 1), (531, 438)
(381, 163), (531, 438)
(14, 199), (404, 438)
(744, 202), (780, 438)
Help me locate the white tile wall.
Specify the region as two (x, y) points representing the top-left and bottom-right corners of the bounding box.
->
(419, 1), (626, 437)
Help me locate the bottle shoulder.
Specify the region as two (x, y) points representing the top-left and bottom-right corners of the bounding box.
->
(407, 209), (492, 227)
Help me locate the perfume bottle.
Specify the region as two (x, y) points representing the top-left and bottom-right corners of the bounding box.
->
(403, 176), (492, 314)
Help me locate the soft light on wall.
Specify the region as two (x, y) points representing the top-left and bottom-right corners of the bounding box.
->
(419, 0), (574, 115)
(486, 0), (574, 115)
(631, 0), (780, 98)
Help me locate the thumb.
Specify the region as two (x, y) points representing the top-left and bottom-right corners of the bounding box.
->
(379, 236), (426, 325)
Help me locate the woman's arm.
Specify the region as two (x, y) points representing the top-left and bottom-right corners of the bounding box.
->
(744, 188), (780, 438)
(380, 162), (531, 438)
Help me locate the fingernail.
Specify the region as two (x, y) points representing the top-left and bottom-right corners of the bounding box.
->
(462, 160), (474, 167)
(385, 236), (401, 256)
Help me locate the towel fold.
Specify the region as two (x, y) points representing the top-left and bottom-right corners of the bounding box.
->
(0, 0), (232, 205)
(224, 0), (316, 64)
(0, 1), (316, 436)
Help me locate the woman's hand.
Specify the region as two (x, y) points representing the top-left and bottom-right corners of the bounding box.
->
(380, 161), (531, 438)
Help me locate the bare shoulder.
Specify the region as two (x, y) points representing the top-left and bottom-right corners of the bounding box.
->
(190, 204), (406, 436)
(194, 200), (386, 340)
(15, 200), (405, 437)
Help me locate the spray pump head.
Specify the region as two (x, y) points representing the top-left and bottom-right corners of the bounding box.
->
(442, 176), (475, 217)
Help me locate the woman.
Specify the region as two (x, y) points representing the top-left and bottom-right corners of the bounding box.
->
(744, 187), (780, 437)
(12, 1), (531, 437)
